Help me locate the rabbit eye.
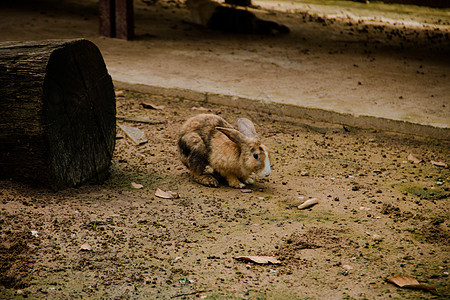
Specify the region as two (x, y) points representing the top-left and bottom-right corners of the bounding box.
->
(253, 153), (259, 159)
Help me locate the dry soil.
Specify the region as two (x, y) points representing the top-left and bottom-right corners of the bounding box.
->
(0, 0), (449, 299)
(1, 90), (449, 299)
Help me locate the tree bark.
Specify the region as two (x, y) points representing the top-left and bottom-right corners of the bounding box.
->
(0, 39), (116, 189)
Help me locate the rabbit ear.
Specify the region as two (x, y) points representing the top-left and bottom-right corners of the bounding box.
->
(216, 127), (245, 145)
(238, 118), (258, 138)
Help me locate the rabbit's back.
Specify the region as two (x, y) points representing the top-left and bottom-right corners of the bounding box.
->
(178, 114), (233, 173)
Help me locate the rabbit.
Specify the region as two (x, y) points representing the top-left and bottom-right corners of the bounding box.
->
(178, 114), (271, 188)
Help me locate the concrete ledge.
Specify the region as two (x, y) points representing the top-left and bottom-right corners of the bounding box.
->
(114, 81), (449, 141)
(377, 0), (449, 8)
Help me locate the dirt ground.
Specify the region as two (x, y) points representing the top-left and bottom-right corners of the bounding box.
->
(0, 0), (450, 299)
(1, 90), (449, 299)
(0, 0), (449, 128)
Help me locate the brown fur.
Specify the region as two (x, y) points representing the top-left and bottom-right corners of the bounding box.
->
(178, 114), (270, 188)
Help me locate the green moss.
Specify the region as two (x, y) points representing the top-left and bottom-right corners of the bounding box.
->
(203, 293), (235, 300)
(0, 287), (28, 300)
(395, 184), (449, 199)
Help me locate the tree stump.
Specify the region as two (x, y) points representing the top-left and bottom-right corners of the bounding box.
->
(0, 39), (116, 189)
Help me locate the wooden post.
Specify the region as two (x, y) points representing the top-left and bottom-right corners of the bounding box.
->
(116, 0), (134, 40)
(0, 39), (116, 189)
(99, 0), (115, 38)
(99, 0), (134, 40)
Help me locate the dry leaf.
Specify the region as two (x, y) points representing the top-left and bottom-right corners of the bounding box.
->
(155, 188), (179, 199)
(431, 160), (448, 168)
(141, 102), (165, 110)
(191, 107), (209, 111)
(80, 243), (92, 251)
(118, 124), (148, 145)
(131, 182), (143, 189)
(387, 274), (419, 287)
(235, 256), (281, 264)
(241, 189), (253, 193)
(386, 275), (436, 291)
(298, 198), (319, 210)
(407, 154), (422, 164)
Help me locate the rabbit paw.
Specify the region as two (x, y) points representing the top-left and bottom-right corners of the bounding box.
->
(231, 182), (245, 189)
(244, 178), (255, 185)
(194, 174), (219, 187)
(227, 177), (246, 189)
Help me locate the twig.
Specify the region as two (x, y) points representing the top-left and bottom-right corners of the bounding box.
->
(173, 289), (212, 298)
(116, 116), (166, 125)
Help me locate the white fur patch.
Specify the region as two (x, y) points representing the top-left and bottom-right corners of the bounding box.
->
(257, 149), (271, 177)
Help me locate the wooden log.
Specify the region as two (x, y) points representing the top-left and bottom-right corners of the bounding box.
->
(0, 39), (116, 189)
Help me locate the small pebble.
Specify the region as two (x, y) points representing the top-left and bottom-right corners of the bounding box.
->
(372, 234), (383, 242)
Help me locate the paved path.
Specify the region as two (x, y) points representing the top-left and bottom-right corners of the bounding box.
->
(1, 0), (449, 138)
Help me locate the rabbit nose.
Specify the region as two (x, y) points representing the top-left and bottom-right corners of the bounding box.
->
(258, 164), (271, 177)
(257, 152), (271, 177)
